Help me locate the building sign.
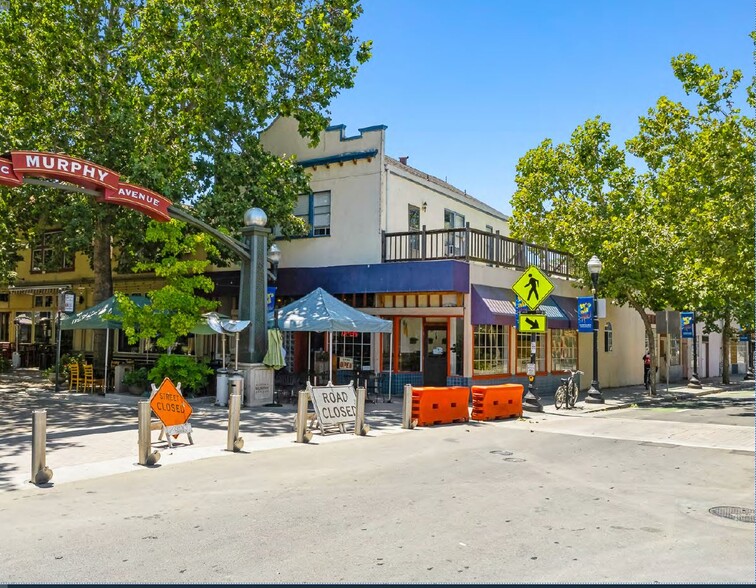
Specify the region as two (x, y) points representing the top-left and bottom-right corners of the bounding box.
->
(266, 286), (276, 314)
(680, 312), (694, 339)
(512, 265), (555, 311)
(58, 290), (76, 314)
(338, 356), (354, 370)
(309, 383), (357, 429)
(577, 296), (593, 333)
(150, 378), (193, 428)
(0, 151), (172, 222)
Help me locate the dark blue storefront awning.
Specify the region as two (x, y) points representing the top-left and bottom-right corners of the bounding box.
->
(471, 284), (578, 329)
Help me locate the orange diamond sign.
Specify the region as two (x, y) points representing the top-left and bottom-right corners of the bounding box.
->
(150, 377), (193, 427)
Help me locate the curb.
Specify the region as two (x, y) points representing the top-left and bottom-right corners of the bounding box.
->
(577, 386), (742, 414)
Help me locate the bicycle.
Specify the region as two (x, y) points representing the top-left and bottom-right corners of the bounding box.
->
(554, 369), (583, 409)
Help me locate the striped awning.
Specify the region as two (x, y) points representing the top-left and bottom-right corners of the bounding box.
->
(471, 284), (577, 329)
(7, 284), (71, 295)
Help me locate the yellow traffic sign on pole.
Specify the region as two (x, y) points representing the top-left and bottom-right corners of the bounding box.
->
(518, 313), (546, 333)
(512, 265), (555, 311)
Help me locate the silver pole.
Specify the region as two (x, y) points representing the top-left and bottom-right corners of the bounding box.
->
(401, 384), (414, 429)
(354, 386), (369, 436)
(226, 392), (243, 451)
(328, 332), (332, 383)
(31, 410), (52, 484)
(388, 333), (394, 402)
(295, 389), (312, 443)
(103, 329), (109, 395)
(137, 401), (160, 466)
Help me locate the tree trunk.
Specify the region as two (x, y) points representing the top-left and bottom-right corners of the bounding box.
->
(721, 309), (731, 384)
(92, 211), (114, 379)
(629, 299), (657, 395)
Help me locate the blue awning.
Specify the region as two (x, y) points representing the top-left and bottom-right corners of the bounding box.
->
(471, 284), (577, 329)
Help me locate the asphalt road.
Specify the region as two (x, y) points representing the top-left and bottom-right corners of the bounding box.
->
(1, 389), (753, 584)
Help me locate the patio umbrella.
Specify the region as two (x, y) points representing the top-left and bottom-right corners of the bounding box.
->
(60, 295), (150, 393)
(262, 328), (286, 370)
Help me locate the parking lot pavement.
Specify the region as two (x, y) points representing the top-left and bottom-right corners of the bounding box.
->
(2, 368), (751, 491)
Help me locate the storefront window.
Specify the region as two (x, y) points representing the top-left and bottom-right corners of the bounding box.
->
(473, 324), (509, 375)
(399, 317), (422, 371)
(334, 331), (371, 370)
(551, 329), (577, 372)
(669, 335), (680, 366)
(516, 333), (545, 373)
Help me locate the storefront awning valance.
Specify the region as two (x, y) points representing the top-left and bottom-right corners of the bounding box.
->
(7, 284), (72, 295)
(471, 284), (577, 329)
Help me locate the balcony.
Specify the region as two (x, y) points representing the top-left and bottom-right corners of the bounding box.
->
(381, 226), (575, 278)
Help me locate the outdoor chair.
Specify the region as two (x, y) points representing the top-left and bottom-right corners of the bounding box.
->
(366, 372), (385, 404)
(82, 364), (105, 394)
(68, 363), (80, 391)
(274, 370), (299, 404)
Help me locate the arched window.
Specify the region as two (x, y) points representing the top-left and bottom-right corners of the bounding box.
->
(604, 322), (613, 352)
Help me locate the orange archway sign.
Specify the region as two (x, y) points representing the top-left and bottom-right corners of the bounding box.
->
(150, 377), (193, 427)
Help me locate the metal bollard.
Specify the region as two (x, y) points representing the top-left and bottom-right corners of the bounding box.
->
(31, 410), (53, 485)
(354, 386), (370, 436)
(226, 392), (244, 452)
(401, 384), (415, 429)
(295, 389), (312, 443)
(138, 401), (160, 466)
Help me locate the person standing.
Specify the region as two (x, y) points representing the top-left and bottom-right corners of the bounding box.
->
(643, 351), (652, 390)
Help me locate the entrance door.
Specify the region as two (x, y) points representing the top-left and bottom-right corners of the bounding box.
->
(424, 324), (447, 386)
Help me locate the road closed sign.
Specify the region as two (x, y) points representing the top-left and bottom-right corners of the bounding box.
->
(309, 384), (357, 429)
(150, 377), (193, 427)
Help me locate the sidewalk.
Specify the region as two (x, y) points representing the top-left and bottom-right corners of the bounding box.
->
(1, 368), (752, 491)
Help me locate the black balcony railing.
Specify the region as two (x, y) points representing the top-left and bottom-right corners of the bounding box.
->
(381, 226), (575, 278)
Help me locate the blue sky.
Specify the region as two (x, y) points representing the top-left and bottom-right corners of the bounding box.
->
(327, 0), (753, 216)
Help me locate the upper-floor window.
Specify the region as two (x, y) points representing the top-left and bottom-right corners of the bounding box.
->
(444, 210), (465, 257)
(295, 190), (331, 237)
(31, 231), (74, 272)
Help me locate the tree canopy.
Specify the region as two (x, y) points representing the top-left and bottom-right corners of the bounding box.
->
(0, 0), (371, 363)
(511, 43), (754, 386)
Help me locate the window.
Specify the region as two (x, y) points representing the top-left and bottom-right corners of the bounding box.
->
(31, 231), (74, 272)
(295, 190), (331, 237)
(473, 324), (509, 375)
(0, 312), (8, 340)
(604, 322), (613, 352)
(408, 205), (420, 258)
(551, 329), (577, 371)
(669, 335), (680, 366)
(34, 311), (52, 344)
(334, 331), (372, 371)
(399, 317), (422, 371)
(444, 209), (465, 257)
(516, 333), (545, 373)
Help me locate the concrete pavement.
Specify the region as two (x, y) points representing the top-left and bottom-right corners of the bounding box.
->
(1, 368), (752, 491)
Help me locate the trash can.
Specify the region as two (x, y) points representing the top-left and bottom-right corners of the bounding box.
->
(216, 368), (229, 406)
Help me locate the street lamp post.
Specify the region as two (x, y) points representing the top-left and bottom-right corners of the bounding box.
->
(584, 255), (604, 404)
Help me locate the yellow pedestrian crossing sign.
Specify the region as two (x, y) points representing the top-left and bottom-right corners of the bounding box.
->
(518, 313), (546, 333)
(512, 265), (554, 311)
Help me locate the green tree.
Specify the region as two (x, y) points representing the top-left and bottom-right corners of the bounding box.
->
(511, 117), (682, 394)
(0, 0), (370, 359)
(115, 220), (219, 351)
(627, 51), (755, 383)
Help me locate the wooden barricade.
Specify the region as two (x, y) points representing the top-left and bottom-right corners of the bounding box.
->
(411, 386), (470, 426)
(470, 384), (523, 421)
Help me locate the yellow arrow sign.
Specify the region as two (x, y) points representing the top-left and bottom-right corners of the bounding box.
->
(512, 265), (555, 311)
(518, 313), (547, 333)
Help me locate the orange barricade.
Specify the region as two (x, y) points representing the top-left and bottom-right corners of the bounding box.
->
(411, 386), (470, 426)
(470, 384), (523, 421)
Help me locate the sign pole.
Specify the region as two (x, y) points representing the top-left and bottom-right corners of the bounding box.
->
(522, 312), (544, 413)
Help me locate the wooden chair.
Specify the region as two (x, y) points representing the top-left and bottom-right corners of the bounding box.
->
(81, 363), (105, 394)
(68, 363), (81, 391)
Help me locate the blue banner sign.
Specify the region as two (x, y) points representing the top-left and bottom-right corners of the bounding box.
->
(577, 296), (593, 333)
(680, 311), (694, 339)
(514, 295), (522, 325)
